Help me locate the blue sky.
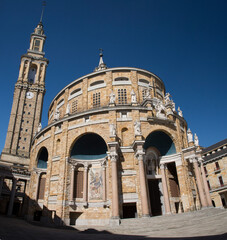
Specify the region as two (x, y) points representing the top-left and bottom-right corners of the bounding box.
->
(0, 0), (226, 152)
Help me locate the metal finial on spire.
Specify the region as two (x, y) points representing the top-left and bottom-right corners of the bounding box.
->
(40, 1), (46, 23)
(99, 48), (103, 56)
(94, 49), (107, 72)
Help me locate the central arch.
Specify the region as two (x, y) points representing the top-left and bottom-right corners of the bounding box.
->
(144, 131), (176, 216)
(70, 133), (108, 160)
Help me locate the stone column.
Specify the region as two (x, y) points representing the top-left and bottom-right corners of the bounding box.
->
(192, 158), (208, 208)
(137, 153), (150, 217)
(83, 165), (88, 203)
(7, 178), (18, 216)
(160, 164), (171, 214)
(199, 160), (213, 207)
(0, 176), (4, 197)
(102, 161), (107, 202)
(70, 166), (75, 201)
(110, 153), (119, 218)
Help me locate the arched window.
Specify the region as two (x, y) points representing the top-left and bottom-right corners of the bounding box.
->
(70, 88), (81, 96)
(56, 139), (61, 155)
(121, 128), (128, 146)
(37, 147), (48, 168)
(90, 80), (104, 87)
(114, 77), (129, 81)
(139, 79), (149, 85)
(71, 133), (107, 160)
(57, 98), (64, 109)
(28, 65), (37, 84)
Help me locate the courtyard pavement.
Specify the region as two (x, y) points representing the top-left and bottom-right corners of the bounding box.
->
(0, 208), (227, 240)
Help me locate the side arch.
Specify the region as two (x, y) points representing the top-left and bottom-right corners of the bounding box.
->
(70, 133), (108, 160)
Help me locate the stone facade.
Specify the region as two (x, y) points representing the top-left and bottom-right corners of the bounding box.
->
(0, 20), (213, 226)
(202, 138), (227, 208)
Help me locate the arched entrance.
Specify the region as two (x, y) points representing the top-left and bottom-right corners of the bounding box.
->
(144, 131), (176, 216)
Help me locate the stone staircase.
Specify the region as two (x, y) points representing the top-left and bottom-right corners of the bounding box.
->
(76, 208), (227, 237)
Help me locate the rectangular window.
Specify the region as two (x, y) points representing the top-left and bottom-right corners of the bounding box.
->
(118, 89), (127, 105)
(72, 100), (78, 113)
(38, 176), (46, 200)
(93, 92), (101, 108)
(204, 167), (207, 175)
(73, 171), (83, 198)
(219, 176), (224, 187)
(215, 162), (220, 170)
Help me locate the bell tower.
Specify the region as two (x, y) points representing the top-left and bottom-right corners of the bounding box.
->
(1, 20), (49, 166)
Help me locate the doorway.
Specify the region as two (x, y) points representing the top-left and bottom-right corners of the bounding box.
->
(123, 203), (137, 218)
(148, 179), (162, 216)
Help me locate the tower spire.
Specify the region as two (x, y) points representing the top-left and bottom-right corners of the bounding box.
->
(40, 1), (46, 23)
(94, 49), (107, 71)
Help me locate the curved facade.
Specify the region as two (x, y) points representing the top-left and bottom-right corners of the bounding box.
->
(27, 64), (211, 226)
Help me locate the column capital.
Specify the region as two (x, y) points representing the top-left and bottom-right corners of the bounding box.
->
(160, 163), (166, 170)
(70, 165), (75, 171)
(108, 152), (118, 163)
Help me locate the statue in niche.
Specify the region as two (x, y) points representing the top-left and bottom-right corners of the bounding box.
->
(37, 123), (42, 132)
(109, 91), (115, 104)
(89, 168), (103, 200)
(131, 90), (137, 103)
(187, 128), (193, 143)
(66, 103), (70, 115)
(54, 108), (60, 121)
(134, 121), (141, 136)
(194, 133), (199, 146)
(178, 107), (183, 117)
(109, 124), (116, 136)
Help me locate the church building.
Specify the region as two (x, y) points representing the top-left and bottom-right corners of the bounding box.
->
(0, 18), (213, 226)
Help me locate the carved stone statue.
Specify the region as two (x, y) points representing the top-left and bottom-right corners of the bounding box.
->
(194, 133), (199, 146)
(187, 128), (193, 143)
(134, 121), (141, 136)
(164, 92), (171, 104)
(178, 107), (183, 117)
(37, 123), (42, 132)
(109, 124), (116, 136)
(54, 108), (60, 121)
(155, 100), (166, 119)
(145, 86), (151, 99)
(66, 103), (70, 115)
(109, 91), (115, 104)
(131, 90), (137, 103)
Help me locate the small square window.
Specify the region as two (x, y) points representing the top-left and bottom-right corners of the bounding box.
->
(22, 147), (25, 149)
(24, 138), (26, 141)
(25, 129), (28, 132)
(28, 112), (30, 115)
(29, 104), (31, 107)
(27, 121), (29, 123)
